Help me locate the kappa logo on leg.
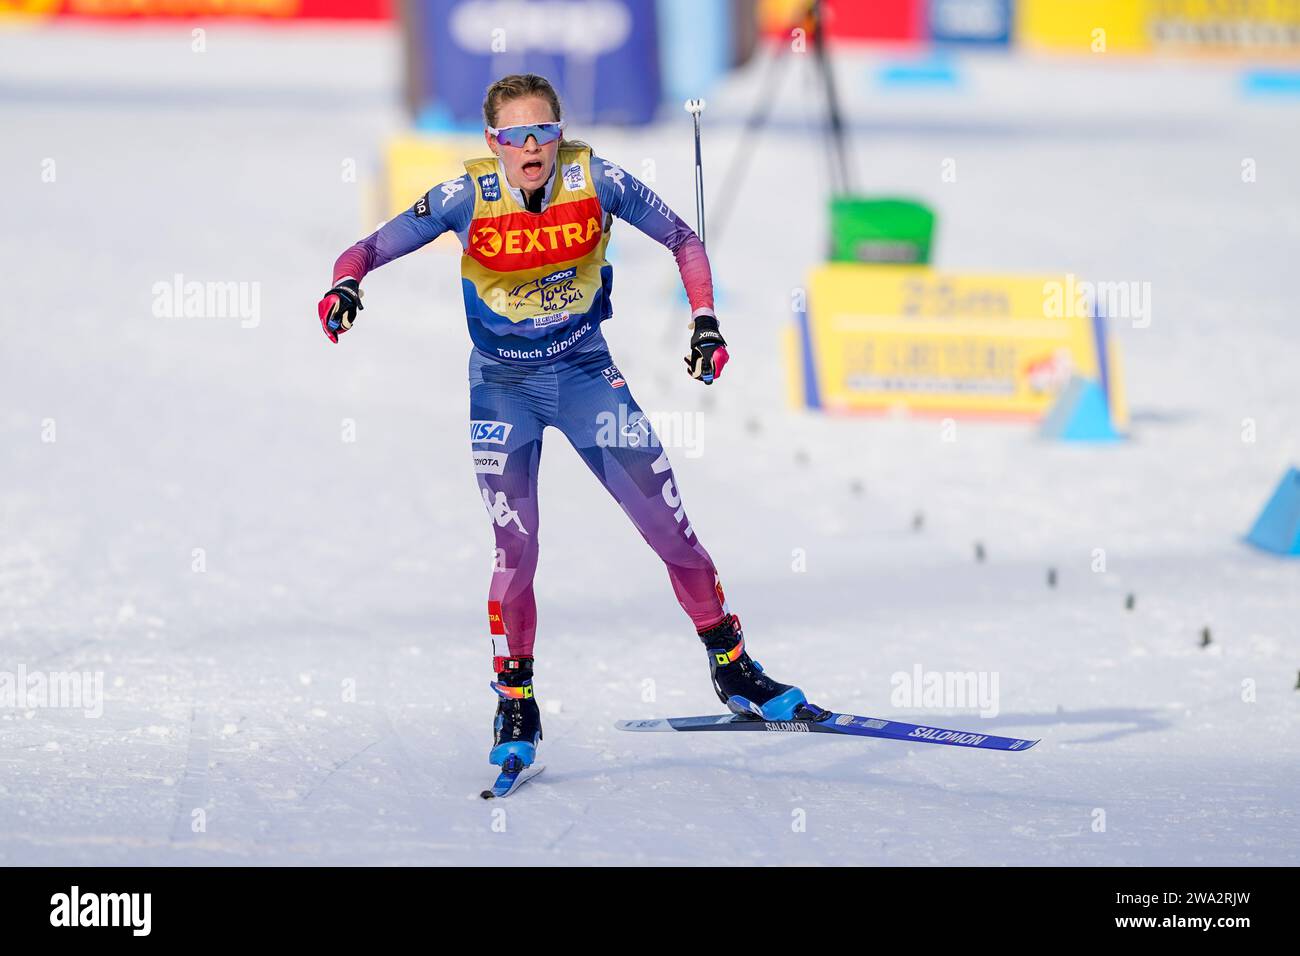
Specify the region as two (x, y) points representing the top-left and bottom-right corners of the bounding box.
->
(482, 488), (528, 534)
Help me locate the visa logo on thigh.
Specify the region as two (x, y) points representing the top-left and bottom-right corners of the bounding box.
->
(470, 420), (513, 444)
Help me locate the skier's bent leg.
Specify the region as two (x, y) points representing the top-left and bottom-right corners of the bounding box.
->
(565, 407), (724, 629)
(590, 440), (810, 719)
(553, 354), (725, 626)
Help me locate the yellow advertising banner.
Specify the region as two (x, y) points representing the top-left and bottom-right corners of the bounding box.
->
(0, 0), (60, 14)
(367, 134), (472, 248)
(1018, 0), (1300, 56)
(788, 264), (1127, 422)
(384, 135), (469, 220)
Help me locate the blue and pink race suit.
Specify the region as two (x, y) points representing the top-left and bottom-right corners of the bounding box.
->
(332, 145), (731, 657)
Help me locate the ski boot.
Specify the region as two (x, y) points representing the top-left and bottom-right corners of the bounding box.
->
(699, 614), (827, 722)
(489, 655), (542, 772)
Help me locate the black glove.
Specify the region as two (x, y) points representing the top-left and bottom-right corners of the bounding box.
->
(317, 278), (363, 344)
(683, 315), (729, 384)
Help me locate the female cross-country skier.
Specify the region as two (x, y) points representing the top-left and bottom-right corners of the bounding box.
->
(318, 74), (817, 784)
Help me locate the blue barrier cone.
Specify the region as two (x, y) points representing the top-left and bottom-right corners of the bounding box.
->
(1040, 376), (1122, 442)
(1245, 467), (1300, 556)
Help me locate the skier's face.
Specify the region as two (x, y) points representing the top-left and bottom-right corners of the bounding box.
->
(486, 96), (561, 194)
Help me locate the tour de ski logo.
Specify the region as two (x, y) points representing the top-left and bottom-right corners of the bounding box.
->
(562, 162), (586, 191)
(512, 267), (581, 315)
(478, 172), (501, 202)
(602, 365), (626, 388)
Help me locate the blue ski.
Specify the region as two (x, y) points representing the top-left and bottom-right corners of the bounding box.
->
(481, 762), (545, 799)
(616, 712), (1038, 751)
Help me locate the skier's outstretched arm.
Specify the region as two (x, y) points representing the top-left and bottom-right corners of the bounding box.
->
(317, 175), (473, 343)
(591, 155), (727, 382)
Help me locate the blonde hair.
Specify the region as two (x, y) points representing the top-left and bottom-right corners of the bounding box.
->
(483, 73), (589, 151)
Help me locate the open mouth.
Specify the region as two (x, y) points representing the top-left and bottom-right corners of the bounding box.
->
(522, 159), (544, 177)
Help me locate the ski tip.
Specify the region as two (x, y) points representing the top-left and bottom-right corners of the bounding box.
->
(481, 764), (545, 799)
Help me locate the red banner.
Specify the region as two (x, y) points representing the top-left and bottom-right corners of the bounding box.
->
(761, 0), (923, 42)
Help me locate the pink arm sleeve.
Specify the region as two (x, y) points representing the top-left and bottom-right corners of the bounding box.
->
(666, 229), (716, 320)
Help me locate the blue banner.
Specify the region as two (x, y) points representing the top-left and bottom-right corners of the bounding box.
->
(927, 0), (1012, 45)
(415, 0), (661, 128)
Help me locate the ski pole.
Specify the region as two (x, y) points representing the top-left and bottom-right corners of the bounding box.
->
(685, 98), (707, 248)
(684, 98), (718, 384)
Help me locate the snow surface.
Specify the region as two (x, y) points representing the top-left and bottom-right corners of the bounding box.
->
(1, 25), (1297, 865)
